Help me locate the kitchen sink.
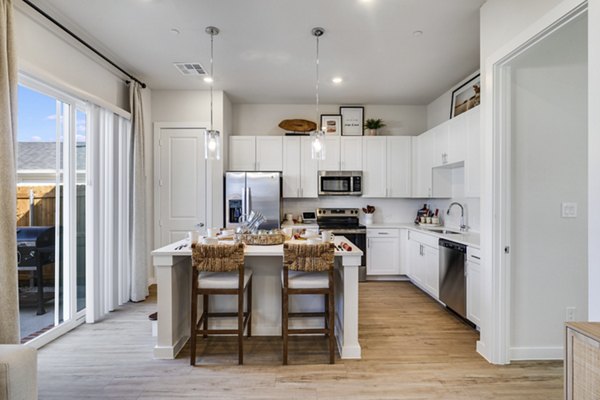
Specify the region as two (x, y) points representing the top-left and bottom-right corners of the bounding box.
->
(423, 227), (462, 235)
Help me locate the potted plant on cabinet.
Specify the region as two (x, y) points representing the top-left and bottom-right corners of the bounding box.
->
(364, 118), (386, 136)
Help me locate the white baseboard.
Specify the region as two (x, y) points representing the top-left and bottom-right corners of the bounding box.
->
(365, 275), (410, 282)
(510, 346), (564, 361)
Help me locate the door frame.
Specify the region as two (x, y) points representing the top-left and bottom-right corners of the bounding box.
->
(482, 0), (588, 364)
(152, 122), (210, 249)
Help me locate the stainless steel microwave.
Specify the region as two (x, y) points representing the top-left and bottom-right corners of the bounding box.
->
(318, 171), (362, 196)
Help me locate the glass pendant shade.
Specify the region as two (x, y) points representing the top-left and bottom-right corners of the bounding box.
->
(311, 129), (325, 160)
(205, 129), (221, 160)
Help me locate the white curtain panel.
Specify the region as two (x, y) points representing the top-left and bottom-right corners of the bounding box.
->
(86, 107), (132, 322)
(129, 82), (148, 302)
(0, 0), (19, 344)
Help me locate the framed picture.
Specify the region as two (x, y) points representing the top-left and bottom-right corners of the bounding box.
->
(320, 114), (342, 136)
(450, 74), (481, 118)
(340, 106), (364, 136)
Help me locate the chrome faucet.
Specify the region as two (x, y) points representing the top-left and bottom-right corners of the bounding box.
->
(447, 202), (467, 232)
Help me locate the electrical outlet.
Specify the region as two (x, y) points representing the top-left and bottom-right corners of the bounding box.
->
(562, 202), (577, 218)
(566, 307), (576, 322)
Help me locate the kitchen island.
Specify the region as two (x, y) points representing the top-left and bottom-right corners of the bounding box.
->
(151, 236), (363, 360)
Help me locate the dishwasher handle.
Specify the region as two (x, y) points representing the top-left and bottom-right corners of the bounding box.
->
(438, 239), (467, 253)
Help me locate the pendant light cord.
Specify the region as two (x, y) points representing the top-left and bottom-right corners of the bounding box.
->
(315, 33), (320, 124)
(210, 31), (214, 131)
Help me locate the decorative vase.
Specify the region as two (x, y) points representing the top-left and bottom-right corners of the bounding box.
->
(365, 213), (374, 225)
(367, 129), (377, 136)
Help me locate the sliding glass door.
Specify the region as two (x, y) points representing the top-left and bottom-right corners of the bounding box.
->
(16, 78), (88, 344)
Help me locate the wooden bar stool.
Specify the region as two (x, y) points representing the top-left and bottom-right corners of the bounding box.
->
(190, 242), (252, 365)
(282, 242), (335, 365)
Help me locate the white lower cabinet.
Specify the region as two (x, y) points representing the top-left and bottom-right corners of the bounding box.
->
(407, 231), (439, 299)
(367, 229), (401, 275)
(466, 247), (481, 327)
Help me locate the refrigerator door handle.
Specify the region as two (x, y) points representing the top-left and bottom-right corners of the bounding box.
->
(246, 187), (251, 214)
(241, 190), (247, 219)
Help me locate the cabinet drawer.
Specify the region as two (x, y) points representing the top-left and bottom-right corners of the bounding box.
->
(367, 228), (400, 238)
(467, 247), (481, 263)
(408, 230), (439, 248)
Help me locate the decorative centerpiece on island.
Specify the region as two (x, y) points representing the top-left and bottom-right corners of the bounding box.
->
(364, 118), (386, 136)
(362, 205), (375, 225)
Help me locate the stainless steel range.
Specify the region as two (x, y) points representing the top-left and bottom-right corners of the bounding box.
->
(317, 208), (367, 280)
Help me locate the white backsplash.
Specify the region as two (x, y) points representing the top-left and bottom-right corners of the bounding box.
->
(283, 197), (480, 232)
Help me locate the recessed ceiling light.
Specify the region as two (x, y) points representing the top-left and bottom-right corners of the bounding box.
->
(412, 30), (424, 37)
(332, 77), (343, 84)
(170, 28), (181, 35)
(203, 76), (214, 83)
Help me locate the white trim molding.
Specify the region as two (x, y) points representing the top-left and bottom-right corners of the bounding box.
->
(509, 346), (564, 361)
(481, 0), (588, 365)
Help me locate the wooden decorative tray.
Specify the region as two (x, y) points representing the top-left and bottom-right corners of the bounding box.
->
(240, 233), (285, 246)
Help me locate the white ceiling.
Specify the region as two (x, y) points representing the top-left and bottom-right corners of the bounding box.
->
(32, 0), (485, 105)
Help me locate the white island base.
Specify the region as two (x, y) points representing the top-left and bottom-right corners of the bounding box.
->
(151, 236), (362, 360)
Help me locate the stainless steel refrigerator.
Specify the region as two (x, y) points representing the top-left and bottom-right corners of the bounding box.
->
(224, 172), (282, 230)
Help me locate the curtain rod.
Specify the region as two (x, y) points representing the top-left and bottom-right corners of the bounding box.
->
(21, 0), (147, 89)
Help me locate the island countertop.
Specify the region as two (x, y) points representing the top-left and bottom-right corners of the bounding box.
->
(151, 235), (364, 257)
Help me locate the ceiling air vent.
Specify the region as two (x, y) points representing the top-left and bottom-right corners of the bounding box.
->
(173, 62), (207, 76)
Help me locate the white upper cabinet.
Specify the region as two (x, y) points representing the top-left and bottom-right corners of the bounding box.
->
(341, 137), (363, 171)
(318, 136), (362, 171)
(412, 129), (434, 198)
(229, 136), (256, 171)
(255, 136), (283, 171)
(448, 112), (467, 164)
(433, 123), (450, 167)
(465, 107), (481, 197)
(386, 137), (412, 197)
(282, 137), (301, 198)
(281, 137), (318, 198)
(230, 136), (282, 171)
(318, 136), (341, 171)
(300, 137), (318, 198)
(362, 137), (387, 198)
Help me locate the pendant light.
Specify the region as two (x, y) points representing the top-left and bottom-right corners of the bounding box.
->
(205, 26), (221, 160)
(311, 27), (326, 160)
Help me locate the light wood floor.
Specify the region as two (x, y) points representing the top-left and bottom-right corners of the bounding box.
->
(37, 282), (562, 399)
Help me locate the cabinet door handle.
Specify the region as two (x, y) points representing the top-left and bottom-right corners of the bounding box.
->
(368, 239), (371, 248)
(256, 161), (260, 170)
(471, 255), (481, 260)
(378, 232), (389, 235)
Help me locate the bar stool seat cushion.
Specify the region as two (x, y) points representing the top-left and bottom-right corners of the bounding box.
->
(198, 268), (253, 289)
(282, 270), (329, 289)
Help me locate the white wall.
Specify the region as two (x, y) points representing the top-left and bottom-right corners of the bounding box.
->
(479, 0), (590, 363)
(508, 14), (587, 359)
(426, 70), (480, 129)
(233, 104), (427, 136)
(590, 0), (600, 322)
(14, 6), (129, 112)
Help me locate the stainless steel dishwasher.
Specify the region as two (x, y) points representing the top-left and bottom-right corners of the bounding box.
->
(439, 239), (467, 319)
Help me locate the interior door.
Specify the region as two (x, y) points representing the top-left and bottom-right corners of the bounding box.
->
(157, 128), (206, 245)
